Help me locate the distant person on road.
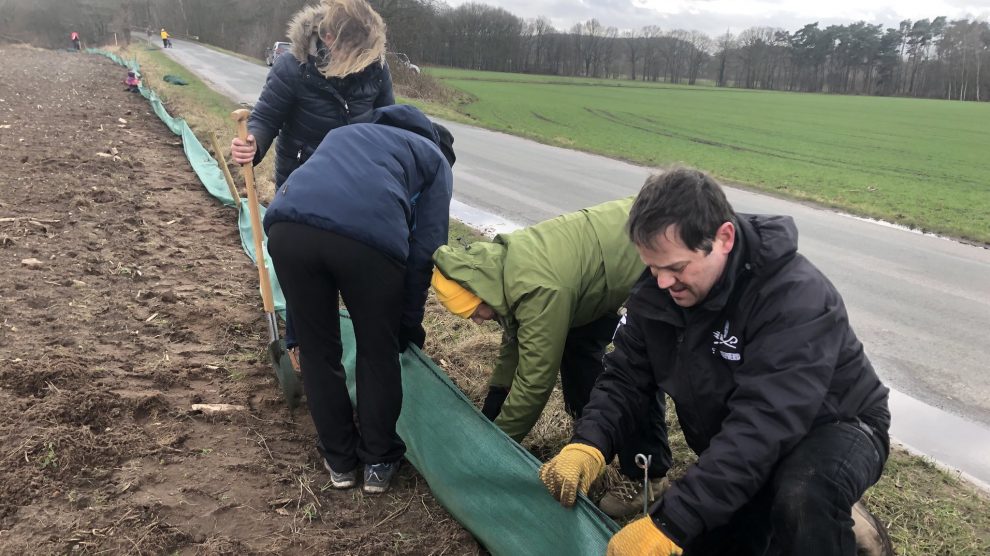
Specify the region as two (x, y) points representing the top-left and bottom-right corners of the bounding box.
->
(431, 197), (672, 519)
(160, 28), (171, 48)
(70, 31), (81, 51)
(539, 168), (891, 556)
(230, 0), (395, 356)
(263, 105), (454, 495)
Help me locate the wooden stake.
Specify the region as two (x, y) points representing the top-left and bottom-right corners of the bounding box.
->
(209, 131), (241, 210)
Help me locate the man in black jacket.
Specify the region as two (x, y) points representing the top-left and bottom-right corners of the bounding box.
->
(539, 168), (890, 555)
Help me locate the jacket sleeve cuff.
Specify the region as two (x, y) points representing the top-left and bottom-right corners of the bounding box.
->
(570, 430), (614, 463)
(651, 499), (702, 548)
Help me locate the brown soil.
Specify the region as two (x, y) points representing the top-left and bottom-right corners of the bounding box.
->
(0, 45), (479, 555)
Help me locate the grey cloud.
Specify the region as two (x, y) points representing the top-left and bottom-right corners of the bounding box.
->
(455, 0), (986, 38)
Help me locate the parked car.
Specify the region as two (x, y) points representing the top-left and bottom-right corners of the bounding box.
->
(394, 52), (421, 74)
(265, 41), (291, 66)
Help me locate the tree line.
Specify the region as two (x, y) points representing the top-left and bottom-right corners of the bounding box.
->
(2, 0), (987, 101)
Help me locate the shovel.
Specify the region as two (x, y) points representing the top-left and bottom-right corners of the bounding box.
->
(231, 108), (302, 409)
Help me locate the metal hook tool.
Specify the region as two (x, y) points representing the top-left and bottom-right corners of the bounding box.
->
(635, 453), (653, 516)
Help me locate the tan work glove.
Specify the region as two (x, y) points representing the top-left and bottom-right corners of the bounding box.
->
(539, 443), (606, 507)
(607, 516), (683, 555)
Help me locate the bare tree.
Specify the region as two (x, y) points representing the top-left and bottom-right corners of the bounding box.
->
(640, 25), (663, 81)
(714, 31), (736, 86)
(622, 30), (641, 80)
(686, 30), (713, 84)
(573, 19), (609, 77)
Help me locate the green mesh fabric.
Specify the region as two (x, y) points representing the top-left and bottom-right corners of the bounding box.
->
(339, 312), (618, 554)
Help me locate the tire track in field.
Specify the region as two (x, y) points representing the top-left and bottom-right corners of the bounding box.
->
(586, 108), (984, 189)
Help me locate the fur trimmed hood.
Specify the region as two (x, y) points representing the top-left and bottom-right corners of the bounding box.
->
(285, 2), (386, 76)
(287, 5), (327, 63)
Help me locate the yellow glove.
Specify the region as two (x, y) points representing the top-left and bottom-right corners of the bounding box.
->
(606, 516), (682, 556)
(539, 443), (605, 507)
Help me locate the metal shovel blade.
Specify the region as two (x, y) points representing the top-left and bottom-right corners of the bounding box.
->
(269, 338), (302, 409)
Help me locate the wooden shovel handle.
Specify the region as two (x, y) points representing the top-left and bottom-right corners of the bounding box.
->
(231, 109), (275, 314)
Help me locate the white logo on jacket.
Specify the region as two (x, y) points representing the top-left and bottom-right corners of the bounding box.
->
(612, 313), (627, 340)
(713, 320), (742, 362)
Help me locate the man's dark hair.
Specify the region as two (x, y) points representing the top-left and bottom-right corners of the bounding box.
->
(627, 167), (735, 254)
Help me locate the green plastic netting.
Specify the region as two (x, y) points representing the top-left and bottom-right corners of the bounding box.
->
(91, 49), (618, 554)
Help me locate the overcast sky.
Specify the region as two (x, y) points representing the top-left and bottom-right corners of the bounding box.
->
(445, 0), (990, 37)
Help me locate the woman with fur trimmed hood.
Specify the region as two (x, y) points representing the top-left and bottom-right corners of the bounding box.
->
(230, 0), (394, 351)
(230, 0), (394, 187)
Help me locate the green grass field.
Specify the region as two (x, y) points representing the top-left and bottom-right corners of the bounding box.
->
(427, 67), (990, 244)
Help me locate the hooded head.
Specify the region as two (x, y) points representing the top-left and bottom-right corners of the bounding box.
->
(431, 269), (481, 318)
(432, 123), (455, 168)
(352, 105), (455, 168)
(432, 242), (509, 319)
(287, 0), (386, 78)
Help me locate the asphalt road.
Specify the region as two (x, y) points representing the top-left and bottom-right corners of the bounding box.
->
(142, 37), (990, 484)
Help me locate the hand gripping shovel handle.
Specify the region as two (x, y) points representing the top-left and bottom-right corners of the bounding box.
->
(231, 109), (276, 322)
(232, 109), (301, 409)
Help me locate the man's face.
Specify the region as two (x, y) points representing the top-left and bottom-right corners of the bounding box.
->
(471, 303), (496, 324)
(636, 222), (735, 308)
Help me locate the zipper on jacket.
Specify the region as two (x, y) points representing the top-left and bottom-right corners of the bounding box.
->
(280, 149), (302, 195)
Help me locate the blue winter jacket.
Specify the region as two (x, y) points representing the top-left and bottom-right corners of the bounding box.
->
(263, 105), (453, 330)
(249, 47), (394, 187)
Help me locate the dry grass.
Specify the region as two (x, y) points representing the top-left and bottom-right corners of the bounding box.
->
(386, 54), (467, 106)
(866, 450), (990, 555)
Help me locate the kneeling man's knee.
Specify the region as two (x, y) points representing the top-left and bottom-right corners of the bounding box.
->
(771, 476), (836, 530)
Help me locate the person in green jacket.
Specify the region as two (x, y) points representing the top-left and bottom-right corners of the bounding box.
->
(432, 197), (671, 518)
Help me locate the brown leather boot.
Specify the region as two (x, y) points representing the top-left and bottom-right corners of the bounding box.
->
(853, 500), (895, 556)
(598, 476), (670, 520)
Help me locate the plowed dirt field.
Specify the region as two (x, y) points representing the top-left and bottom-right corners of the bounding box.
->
(0, 45), (478, 555)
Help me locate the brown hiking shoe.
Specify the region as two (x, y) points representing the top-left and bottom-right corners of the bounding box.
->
(853, 500), (894, 556)
(598, 476), (670, 520)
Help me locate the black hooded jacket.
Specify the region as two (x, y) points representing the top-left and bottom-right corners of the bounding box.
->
(573, 214), (890, 545)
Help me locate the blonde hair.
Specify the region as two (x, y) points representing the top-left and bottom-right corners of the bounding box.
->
(318, 0), (386, 78)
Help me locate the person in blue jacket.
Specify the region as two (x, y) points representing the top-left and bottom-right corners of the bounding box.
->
(263, 104), (455, 494)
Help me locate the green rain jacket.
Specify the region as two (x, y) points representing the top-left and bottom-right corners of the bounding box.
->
(432, 197), (644, 441)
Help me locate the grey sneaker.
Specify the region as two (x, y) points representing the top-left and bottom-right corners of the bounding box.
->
(598, 476), (670, 520)
(363, 462), (398, 494)
(323, 459), (357, 489)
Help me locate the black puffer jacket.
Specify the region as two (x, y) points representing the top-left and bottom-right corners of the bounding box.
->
(573, 214), (890, 545)
(248, 5), (394, 187)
